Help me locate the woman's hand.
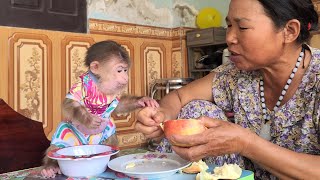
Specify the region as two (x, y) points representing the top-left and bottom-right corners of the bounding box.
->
(135, 107), (165, 142)
(170, 116), (255, 162)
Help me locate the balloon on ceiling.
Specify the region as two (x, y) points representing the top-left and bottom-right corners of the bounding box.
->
(196, 7), (222, 29)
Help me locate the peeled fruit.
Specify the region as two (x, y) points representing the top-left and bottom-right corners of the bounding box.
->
(163, 119), (206, 147)
(183, 159), (209, 174)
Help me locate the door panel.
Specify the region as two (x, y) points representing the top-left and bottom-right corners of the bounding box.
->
(0, 0), (86, 33)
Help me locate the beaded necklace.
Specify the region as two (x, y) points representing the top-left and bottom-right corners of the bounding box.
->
(259, 47), (305, 140)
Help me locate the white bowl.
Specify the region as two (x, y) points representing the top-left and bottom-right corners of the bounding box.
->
(48, 145), (119, 177)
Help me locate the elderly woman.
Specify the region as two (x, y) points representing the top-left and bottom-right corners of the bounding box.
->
(135, 0), (320, 179)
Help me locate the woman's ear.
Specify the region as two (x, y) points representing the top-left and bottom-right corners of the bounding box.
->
(89, 61), (100, 74)
(283, 19), (300, 43)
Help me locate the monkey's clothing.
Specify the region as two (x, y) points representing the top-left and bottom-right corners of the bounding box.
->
(51, 71), (120, 148)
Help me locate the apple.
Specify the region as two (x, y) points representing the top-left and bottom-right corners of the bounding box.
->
(163, 119), (206, 147)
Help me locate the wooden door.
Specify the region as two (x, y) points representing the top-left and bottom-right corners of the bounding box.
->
(0, 0), (87, 33)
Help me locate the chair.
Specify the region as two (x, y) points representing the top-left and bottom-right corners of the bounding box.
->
(0, 98), (50, 173)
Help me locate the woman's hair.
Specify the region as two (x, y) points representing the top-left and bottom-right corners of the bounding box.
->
(258, 0), (319, 43)
(84, 40), (130, 67)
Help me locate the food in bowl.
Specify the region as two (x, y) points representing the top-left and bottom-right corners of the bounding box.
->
(47, 144), (119, 177)
(163, 119), (206, 147)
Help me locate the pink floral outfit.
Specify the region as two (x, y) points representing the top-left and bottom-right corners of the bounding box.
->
(51, 71), (119, 148)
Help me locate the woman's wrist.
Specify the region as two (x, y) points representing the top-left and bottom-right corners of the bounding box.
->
(239, 128), (257, 157)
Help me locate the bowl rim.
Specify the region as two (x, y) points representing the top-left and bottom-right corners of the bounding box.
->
(48, 144), (119, 160)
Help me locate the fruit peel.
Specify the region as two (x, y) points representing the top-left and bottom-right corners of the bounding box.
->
(163, 119), (206, 147)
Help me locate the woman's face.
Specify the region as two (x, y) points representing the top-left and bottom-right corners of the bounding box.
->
(226, 0), (284, 71)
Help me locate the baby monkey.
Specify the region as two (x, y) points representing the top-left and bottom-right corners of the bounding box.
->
(41, 40), (159, 178)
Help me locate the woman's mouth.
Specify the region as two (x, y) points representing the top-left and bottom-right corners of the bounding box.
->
(228, 50), (240, 62)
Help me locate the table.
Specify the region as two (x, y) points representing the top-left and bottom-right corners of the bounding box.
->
(0, 166), (200, 180)
(0, 148), (149, 180)
(0, 165), (254, 180)
(0, 166), (135, 180)
(0, 148), (254, 180)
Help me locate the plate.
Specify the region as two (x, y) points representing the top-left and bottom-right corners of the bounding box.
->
(108, 153), (191, 179)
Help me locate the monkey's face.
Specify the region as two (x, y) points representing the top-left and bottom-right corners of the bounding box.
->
(91, 56), (129, 95)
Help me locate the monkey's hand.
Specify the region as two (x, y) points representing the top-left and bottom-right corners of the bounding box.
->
(71, 113), (99, 129)
(73, 115), (106, 135)
(41, 166), (61, 179)
(62, 98), (93, 127)
(41, 145), (61, 178)
(85, 114), (103, 129)
(136, 96), (159, 108)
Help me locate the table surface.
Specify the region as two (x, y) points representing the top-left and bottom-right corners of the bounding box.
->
(0, 148), (254, 180)
(0, 165), (254, 180)
(0, 166), (205, 180)
(0, 148), (149, 180)
(0, 166), (254, 180)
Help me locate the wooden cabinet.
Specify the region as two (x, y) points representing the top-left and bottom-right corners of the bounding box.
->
(186, 28), (226, 47)
(310, 1), (320, 48)
(312, 0), (320, 13)
(186, 27), (227, 79)
(312, 0), (320, 27)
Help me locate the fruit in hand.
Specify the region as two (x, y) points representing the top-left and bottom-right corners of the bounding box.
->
(163, 119), (206, 147)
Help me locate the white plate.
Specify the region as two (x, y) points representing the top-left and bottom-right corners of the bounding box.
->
(108, 153), (191, 179)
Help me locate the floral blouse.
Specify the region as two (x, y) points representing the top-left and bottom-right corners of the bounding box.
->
(156, 46), (320, 180)
(211, 46), (320, 179)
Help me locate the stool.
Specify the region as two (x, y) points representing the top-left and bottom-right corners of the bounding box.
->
(150, 78), (194, 99)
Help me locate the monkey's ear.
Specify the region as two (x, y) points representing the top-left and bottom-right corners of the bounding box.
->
(90, 61), (100, 74)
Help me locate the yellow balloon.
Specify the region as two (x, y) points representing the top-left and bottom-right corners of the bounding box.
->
(196, 7), (222, 29)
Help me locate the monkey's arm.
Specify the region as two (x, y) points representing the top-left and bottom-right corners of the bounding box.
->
(62, 98), (92, 127)
(41, 145), (62, 178)
(114, 95), (159, 114)
(101, 133), (119, 146)
(114, 95), (140, 113)
(101, 134), (119, 159)
(42, 145), (59, 168)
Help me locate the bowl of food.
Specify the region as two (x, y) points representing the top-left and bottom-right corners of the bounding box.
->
(163, 119), (206, 147)
(48, 144), (119, 177)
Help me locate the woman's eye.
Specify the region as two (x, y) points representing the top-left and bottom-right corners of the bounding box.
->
(117, 70), (122, 73)
(239, 27), (248, 30)
(124, 69), (128, 72)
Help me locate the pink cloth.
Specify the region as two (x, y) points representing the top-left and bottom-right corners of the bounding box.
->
(64, 71), (119, 135)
